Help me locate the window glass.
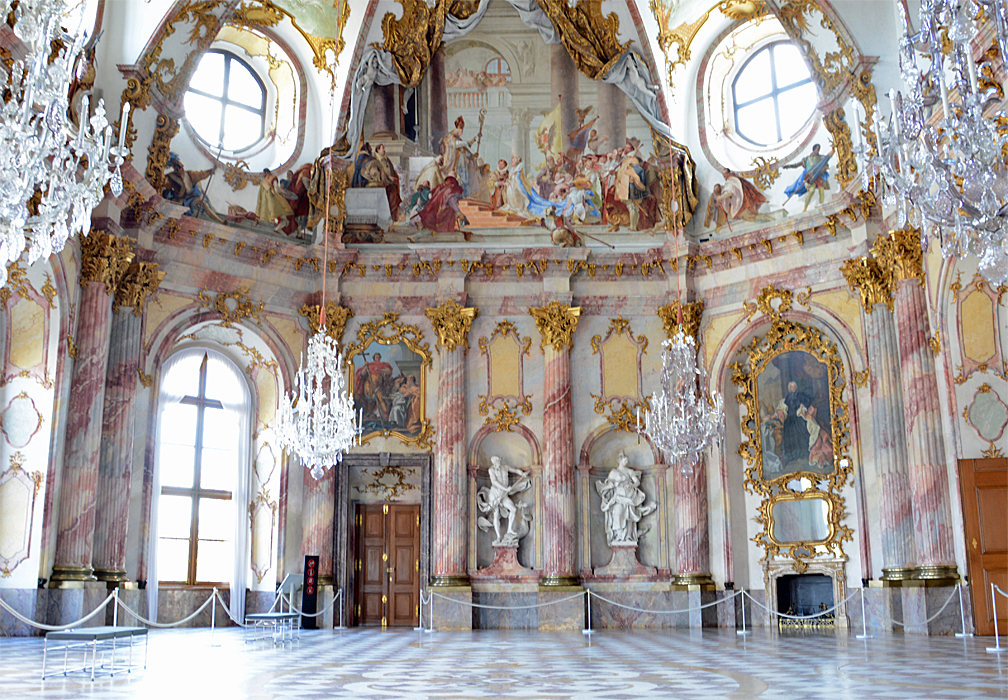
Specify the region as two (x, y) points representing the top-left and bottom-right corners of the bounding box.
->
(733, 42), (816, 147)
(184, 50), (266, 151)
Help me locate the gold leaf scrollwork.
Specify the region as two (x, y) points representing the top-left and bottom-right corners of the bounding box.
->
(0, 262), (30, 306)
(113, 262), (165, 315)
(852, 368), (870, 388)
(40, 274), (56, 309)
(137, 367), (154, 388)
(197, 287), (264, 327)
(425, 300), (478, 353)
(223, 160), (262, 191)
(374, 0), (479, 88)
(823, 106), (856, 186)
(144, 114), (180, 193)
(529, 301), (580, 352)
(658, 300), (704, 341)
(142, 0), (228, 105)
(477, 320), (533, 432)
(80, 232), (135, 293)
(749, 156), (780, 189)
(840, 256), (893, 313)
(729, 311), (853, 569)
(344, 313), (434, 449)
(751, 285), (794, 320)
(651, 1), (712, 87)
(871, 226), (925, 287)
(534, 0), (631, 81)
(717, 0), (769, 21)
(299, 301), (353, 344)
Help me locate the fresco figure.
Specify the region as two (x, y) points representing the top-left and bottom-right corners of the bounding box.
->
(373, 143), (401, 221)
(781, 380), (815, 468)
(705, 167), (768, 230)
(488, 158), (509, 210)
(163, 152), (227, 224)
(783, 144), (832, 211)
(256, 168), (295, 232)
(419, 175), (470, 236)
(440, 115), (481, 197)
(352, 142), (379, 187)
(354, 352), (394, 423)
(501, 156), (533, 218)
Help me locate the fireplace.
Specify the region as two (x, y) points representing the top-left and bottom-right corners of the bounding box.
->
(776, 574), (834, 617)
(764, 558), (849, 630)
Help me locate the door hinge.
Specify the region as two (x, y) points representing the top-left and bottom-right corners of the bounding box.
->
(355, 559), (360, 571)
(416, 514), (420, 527)
(355, 604), (360, 617)
(357, 514), (362, 526)
(416, 559), (419, 572)
(383, 504), (389, 514)
(381, 594), (387, 604)
(382, 616), (387, 628)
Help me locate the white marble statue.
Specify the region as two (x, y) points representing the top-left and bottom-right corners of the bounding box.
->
(476, 455), (532, 546)
(596, 450), (656, 545)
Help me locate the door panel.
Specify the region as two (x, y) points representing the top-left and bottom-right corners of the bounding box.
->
(354, 503), (420, 627)
(959, 458), (1008, 636)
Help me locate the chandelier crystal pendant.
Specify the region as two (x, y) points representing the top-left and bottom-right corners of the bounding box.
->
(859, 0), (1008, 284)
(276, 329), (360, 481)
(639, 329), (725, 475)
(0, 0), (129, 288)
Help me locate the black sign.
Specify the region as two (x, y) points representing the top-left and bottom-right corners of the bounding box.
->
(302, 555), (319, 629)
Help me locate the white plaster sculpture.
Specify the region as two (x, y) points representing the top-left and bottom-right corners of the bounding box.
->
(476, 455), (532, 546)
(596, 450), (656, 545)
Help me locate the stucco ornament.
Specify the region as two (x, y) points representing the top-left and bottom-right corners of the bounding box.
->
(476, 455), (532, 546)
(597, 450), (655, 545)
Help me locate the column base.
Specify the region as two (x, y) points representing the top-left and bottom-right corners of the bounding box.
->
(93, 569), (128, 583)
(912, 565), (959, 583)
(49, 567), (96, 587)
(881, 566), (916, 583)
(430, 575), (470, 587)
(540, 575), (580, 587)
(319, 575), (335, 586)
(670, 573), (716, 591)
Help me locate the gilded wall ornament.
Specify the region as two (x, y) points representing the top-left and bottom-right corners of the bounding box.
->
(0, 262), (30, 306)
(144, 114), (180, 193)
(0, 451), (43, 578)
(590, 316), (650, 433)
(299, 301), (353, 344)
(374, 0), (479, 87)
(141, 0), (229, 105)
(343, 313), (434, 449)
(80, 232), (135, 293)
(823, 106), (856, 186)
(658, 300), (704, 340)
(749, 156), (780, 189)
(196, 288), (264, 327)
(137, 367), (154, 388)
(113, 262), (165, 315)
(40, 274), (56, 309)
(840, 256), (893, 313)
(478, 320), (533, 432)
(529, 301), (581, 352)
(754, 285), (794, 319)
(425, 300), (478, 353)
(871, 227), (925, 286)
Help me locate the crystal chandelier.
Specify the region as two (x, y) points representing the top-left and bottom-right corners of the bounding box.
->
(275, 65), (358, 481)
(0, 0), (128, 288)
(639, 329), (725, 475)
(858, 0), (1008, 284)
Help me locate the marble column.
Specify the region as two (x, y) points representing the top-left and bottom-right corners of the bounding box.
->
(550, 44), (579, 150)
(51, 233), (135, 585)
(92, 263), (163, 582)
(301, 463), (335, 584)
(872, 230), (957, 579)
(842, 257), (916, 580)
(530, 302), (580, 586)
(596, 82), (625, 152)
(372, 84), (397, 135)
(429, 48), (448, 154)
(425, 300), (477, 586)
(672, 459), (713, 586)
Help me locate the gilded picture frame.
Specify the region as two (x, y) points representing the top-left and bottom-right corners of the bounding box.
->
(344, 313), (433, 449)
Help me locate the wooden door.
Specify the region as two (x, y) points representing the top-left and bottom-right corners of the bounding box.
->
(353, 503), (420, 627)
(959, 458), (1007, 635)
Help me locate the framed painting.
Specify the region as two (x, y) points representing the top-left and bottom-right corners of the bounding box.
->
(344, 313), (433, 448)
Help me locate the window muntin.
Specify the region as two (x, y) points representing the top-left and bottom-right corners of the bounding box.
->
(157, 353), (244, 585)
(184, 50), (267, 152)
(732, 42), (816, 147)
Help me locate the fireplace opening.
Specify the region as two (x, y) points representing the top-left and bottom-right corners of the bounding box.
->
(776, 573), (834, 629)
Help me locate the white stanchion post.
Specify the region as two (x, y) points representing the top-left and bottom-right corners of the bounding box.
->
(337, 589), (345, 630)
(415, 589), (424, 631)
(988, 583), (1005, 653)
(737, 588), (749, 635)
(582, 589), (592, 636)
(113, 587), (119, 627)
(856, 587), (871, 639)
(956, 583), (973, 638)
(425, 593), (434, 634)
(210, 587), (218, 647)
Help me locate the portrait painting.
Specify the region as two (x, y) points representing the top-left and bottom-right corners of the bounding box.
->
(755, 349), (835, 480)
(351, 340), (426, 441)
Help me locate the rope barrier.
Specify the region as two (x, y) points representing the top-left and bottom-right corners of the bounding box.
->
(995, 584), (1008, 599)
(429, 590), (585, 610)
(589, 589), (741, 615)
(279, 589), (343, 618)
(212, 590), (253, 628)
(862, 585), (960, 628)
(117, 590), (217, 628)
(743, 587), (861, 620)
(0, 592), (114, 631)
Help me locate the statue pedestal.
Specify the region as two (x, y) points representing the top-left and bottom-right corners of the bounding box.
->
(592, 542), (657, 580)
(470, 544), (540, 583)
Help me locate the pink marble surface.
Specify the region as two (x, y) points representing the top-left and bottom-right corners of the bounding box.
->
(52, 281), (114, 575)
(301, 464), (335, 579)
(93, 310), (142, 577)
(894, 280), (955, 568)
(470, 544), (539, 582)
(673, 459), (710, 576)
(542, 346), (575, 581)
(433, 346), (467, 580)
(865, 306), (916, 571)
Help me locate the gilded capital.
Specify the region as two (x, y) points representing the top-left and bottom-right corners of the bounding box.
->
(840, 257), (892, 313)
(80, 232), (134, 293)
(113, 262), (165, 314)
(299, 301), (353, 344)
(658, 299), (704, 340)
(870, 227), (925, 286)
(529, 301), (580, 351)
(425, 299), (477, 353)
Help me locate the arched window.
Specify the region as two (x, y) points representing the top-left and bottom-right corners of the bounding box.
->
(485, 57), (511, 83)
(184, 50), (267, 151)
(153, 349), (250, 590)
(732, 42), (816, 147)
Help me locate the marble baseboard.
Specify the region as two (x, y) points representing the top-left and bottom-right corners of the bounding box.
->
(468, 584), (584, 630)
(585, 584), (726, 629)
(429, 586), (473, 631)
(0, 589), (43, 637)
(536, 587), (585, 631)
(156, 589), (234, 628)
(852, 585), (971, 635)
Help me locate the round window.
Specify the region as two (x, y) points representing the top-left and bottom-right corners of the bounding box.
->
(732, 42), (817, 147)
(184, 50), (267, 152)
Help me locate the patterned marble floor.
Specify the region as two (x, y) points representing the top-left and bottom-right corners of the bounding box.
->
(1, 627), (1006, 699)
